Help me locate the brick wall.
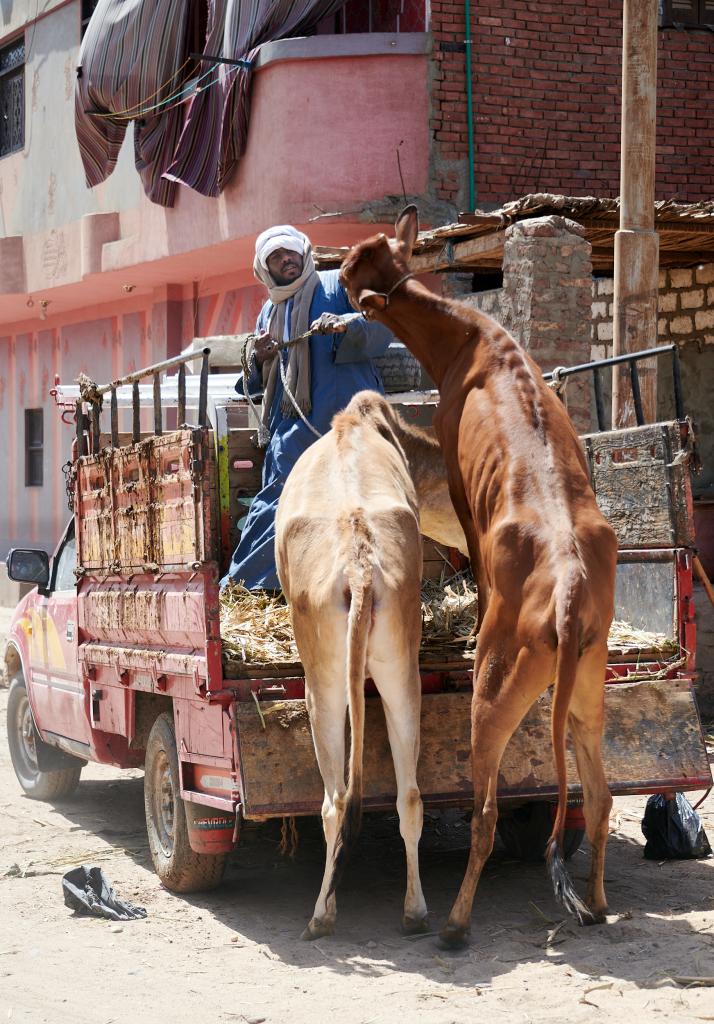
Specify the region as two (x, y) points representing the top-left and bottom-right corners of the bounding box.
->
(591, 263), (714, 486)
(592, 263), (714, 356)
(429, 2), (714, 208)
(430, 0), (471, 207)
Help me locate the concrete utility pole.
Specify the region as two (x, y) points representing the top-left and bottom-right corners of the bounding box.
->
(612, 0), (660, 428)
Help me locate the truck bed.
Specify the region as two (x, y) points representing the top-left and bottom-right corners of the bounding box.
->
(70, 415), (711, 818)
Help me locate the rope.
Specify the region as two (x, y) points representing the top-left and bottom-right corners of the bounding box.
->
(279, 816), (300, 858)
(547, 366), (569, 397)
(241, 329), (325, 446)
(87, 61), (222, 122)
(241, 341), (271, 448)
(278, 351), (323, 441)
(86, 56), (194, 119)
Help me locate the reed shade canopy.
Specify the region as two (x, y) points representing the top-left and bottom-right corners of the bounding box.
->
(313, 194), (714, 275)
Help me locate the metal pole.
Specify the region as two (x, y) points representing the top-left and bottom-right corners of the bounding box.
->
(464, 0), (476, 212)
(612, 0), (660, 428)
(94, 347), (211, 398)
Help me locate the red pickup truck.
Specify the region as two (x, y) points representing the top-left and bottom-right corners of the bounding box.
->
(5, 347), (712, 893)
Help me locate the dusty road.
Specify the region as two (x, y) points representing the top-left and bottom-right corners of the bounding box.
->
(1, 611), (713, 1024)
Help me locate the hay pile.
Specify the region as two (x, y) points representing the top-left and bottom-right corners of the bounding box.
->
(220, 585), (297, 664)
(419, 571), (478, 655)
(608, 620), (679, 655)
(220, 574), (479, 667)
(219, 580), (679, 667)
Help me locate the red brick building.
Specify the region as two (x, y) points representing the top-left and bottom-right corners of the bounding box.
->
(429, 0), (714, 209)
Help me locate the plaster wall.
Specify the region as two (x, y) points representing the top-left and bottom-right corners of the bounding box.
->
(0, 2), (142, 239)
(0, 0), (70, 47)
(0, 2), (430, 324)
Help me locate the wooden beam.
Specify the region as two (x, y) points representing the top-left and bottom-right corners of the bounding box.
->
(410, 229), (507, 273)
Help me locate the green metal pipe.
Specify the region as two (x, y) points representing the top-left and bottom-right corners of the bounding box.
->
(464, 0), (476, 210)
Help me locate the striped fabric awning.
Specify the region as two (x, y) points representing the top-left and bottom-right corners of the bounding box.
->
(165, 0), (346, 198)
(75, 0), (346, 207)
(75, 0), (198, 207)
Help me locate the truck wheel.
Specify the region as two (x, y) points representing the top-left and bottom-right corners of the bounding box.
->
(373, 342), (424, 393)
(6, 676), (82, 801)
(144, 712), (226, 893)
(496, 802), (585, 862)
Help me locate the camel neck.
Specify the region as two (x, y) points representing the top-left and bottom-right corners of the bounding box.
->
(390, 418), (442, 493)
(379, 282), (472, 386)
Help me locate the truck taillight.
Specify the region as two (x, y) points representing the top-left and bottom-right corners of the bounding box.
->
(196, 770), (234, 795)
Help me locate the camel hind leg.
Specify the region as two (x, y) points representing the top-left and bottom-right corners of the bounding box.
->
(369, 647), (428, 934)
(298, 624), (349, 940)
(439, 633), (555, 949)
(567, 640), (612, 923)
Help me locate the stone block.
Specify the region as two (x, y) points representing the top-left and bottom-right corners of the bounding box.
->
(681, 289), (705, 309)
(597, 278), (614, 296)
(658, 269), (667, 288)
(695, 263), (714, 285)
(695, 309), (714, 331)
(592, 301), (608, 318)
(658, 318), (669, 336)
(670, 268), (693, 289)
(708, 286), (714, 305)
(658, 291), (678, 313)
(597, 321), (613, 341)
(506, 215), (588, 241)
(670, 315), (694, 335)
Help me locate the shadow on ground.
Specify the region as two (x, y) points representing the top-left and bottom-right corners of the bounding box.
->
(39, 767), (714, 993)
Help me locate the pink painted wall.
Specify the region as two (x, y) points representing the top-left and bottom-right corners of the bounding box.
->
(0, 279), (267, 557)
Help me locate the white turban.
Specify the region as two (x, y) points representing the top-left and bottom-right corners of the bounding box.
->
(255, 225), (306, 270)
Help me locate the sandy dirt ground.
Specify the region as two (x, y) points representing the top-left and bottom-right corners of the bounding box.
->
(1, 608), (713, 1024)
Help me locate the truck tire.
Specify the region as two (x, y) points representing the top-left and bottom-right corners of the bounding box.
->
(6, 675), (82, 801)
(144, 712), (226, 893)
(496, 801), (585, 862)
(373, 342), (423, 393)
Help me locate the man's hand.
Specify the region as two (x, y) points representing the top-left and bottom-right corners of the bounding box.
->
(309, 312), (352, 335)
(253, 332), (280, 367)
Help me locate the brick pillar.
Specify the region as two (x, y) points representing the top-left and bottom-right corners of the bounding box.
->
(502, 216), (593, 433)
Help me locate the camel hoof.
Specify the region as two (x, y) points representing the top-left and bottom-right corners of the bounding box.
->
(402, 914), (430, 936)
(581, 907), (607, 927)
(301, 918), (335, 941)
(437, 924), (470, 951)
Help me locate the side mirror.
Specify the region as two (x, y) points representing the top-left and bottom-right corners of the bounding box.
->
(6, 548), (50, 588)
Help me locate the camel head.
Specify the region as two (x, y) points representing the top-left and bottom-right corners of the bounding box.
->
(339, 205), (419, 320)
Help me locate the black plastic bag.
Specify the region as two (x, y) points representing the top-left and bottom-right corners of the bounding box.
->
(62, 865), (147, 921)
(641, 793), (712, 860)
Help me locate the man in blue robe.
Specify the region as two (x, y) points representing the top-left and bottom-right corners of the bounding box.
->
(222, 225), (394, 590)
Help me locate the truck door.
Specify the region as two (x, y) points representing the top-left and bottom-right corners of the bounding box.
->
(31, 522), (91, 750)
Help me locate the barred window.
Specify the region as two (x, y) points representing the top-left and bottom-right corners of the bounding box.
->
(0, 36), (24, 159)
(25, 409), (43, 488)
(663, 0), (714, 27)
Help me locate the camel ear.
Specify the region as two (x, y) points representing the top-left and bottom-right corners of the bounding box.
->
(395, 205), (419, 261)
(357, 288), (387, 314)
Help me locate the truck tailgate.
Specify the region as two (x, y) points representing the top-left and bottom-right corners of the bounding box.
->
(234, 679), (712, 818)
